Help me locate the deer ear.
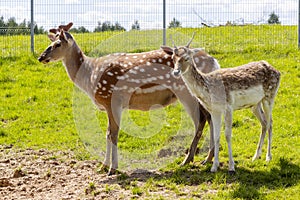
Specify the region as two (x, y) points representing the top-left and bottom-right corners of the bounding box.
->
(48, 33), (56, 42)
(59, 22), (73, 31)
(160, 46), (173, 55)
(59, 30), (68, 42)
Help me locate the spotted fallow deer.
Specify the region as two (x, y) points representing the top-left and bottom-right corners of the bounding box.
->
(38, 22), (220, 175)
(168, 45), (280, 174)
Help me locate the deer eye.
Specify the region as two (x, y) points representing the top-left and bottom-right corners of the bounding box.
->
(183, 56), (190, 61)
(55, 41), (61, 48)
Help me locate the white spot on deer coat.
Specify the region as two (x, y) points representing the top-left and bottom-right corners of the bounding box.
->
(129, 70), (137, 74)
(135, 85), (166, 94)
(102, 80), (107, 84)
(107, 72), (114, 76)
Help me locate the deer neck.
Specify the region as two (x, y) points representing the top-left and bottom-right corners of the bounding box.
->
(62, 42), (98, 97)
(62, 42), (85, 83)
(181, 63), (212, 110)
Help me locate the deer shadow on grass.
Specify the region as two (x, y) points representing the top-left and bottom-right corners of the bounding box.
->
(99, 157), (300, 199)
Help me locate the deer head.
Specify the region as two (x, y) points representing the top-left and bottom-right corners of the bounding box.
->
(38, 22), (75, 64)
(161, 33), (203, 77)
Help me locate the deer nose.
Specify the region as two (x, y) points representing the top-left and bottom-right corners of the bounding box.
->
(38, 56), (44, 62)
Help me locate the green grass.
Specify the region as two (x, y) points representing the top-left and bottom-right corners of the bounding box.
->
(1, 25), (300, 199)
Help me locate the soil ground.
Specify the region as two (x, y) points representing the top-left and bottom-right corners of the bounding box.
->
(0, 145), (211, 199)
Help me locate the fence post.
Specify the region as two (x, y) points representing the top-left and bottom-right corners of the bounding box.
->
(163, 0), (166, 45)
(298, 0), (300, 48)
(30, 0), (34, 53)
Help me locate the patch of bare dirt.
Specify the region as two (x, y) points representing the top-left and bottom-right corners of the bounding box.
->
(0, 145), (216, 200)
(0, 145), (211, 199)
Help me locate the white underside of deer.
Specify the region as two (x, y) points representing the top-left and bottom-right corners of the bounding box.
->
(38, 23), (220, 175)
(172, 47), (280, 173)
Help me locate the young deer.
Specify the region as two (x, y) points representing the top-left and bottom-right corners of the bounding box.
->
(167, 45), (280, 174)
(38, 23), (220, 175)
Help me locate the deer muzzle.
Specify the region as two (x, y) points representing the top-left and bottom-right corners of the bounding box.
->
(38, 55), (50, 64)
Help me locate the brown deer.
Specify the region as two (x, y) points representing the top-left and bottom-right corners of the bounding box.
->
(169, 45), (280, 174)
(38, 22), (220, 175)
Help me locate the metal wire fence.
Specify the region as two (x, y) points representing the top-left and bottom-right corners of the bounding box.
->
(0, 0), (299, 55)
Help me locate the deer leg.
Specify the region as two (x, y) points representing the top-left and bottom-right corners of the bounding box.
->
(177, 92), (209, 165)
(202, 114), (214, 165)
(102, 104), (122, 176)
(100, 129), (112, 172)
(251, 103), (267, 161)
(266, 118), (273, 162)
(225, 107), (235, 173)
(181, 108), (207, 165)
(210, 112), (222, 173)
(262, 100), (273, 162)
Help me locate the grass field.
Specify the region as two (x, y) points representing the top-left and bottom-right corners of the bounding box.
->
(1, 25), (300, 199)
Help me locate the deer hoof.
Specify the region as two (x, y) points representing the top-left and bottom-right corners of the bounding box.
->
(108, 168), (117, 176)
(181, 157), (193, 166)
(201, 159), (208, 165)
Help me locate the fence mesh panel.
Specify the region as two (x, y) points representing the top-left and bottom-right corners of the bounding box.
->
(0, 0), (298, 55)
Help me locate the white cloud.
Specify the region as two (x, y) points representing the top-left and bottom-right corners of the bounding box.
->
(0, 5), (29, 22)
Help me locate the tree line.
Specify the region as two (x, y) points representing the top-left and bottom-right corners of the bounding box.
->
(0, 17), (45, 35)
(0, 17), (180, 35)
(0, 17), (134, 35)
(0, 12), (280, 35)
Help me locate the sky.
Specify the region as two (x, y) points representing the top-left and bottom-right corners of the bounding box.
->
(0, 0), (298, 31)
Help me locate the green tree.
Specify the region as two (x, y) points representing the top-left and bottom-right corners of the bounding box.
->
(131, 20), (140, 30)
(7, 17), (18, 27)
(114, 22), (126, 31)
(168, 17), (182, 28)
(70, 26), (89, 33)
(34, 24), (46, 34)
(94, 21), (125, 32)
(268, 12), (281, 24)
